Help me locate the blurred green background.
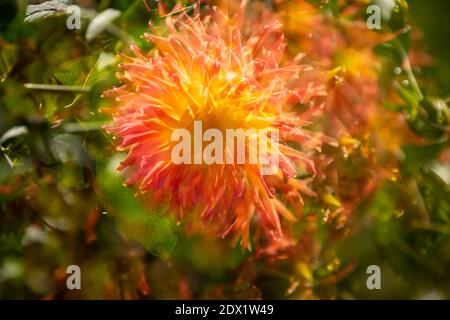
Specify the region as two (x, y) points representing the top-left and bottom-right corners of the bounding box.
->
(0, 0), (449, 299)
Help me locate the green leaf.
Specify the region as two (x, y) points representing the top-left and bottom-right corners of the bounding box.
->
(50, 133), (89, 166)
(24, 0), (69, 23)
(401, 143), (444, 172)
(97, 155), (177, 260)
(0, 126), (28, 145)
(85, 9), (121, 42)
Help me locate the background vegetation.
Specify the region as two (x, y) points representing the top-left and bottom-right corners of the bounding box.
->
(0, 0), (449, 299)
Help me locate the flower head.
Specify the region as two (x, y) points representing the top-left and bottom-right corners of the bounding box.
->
(102, 2), (327, 249)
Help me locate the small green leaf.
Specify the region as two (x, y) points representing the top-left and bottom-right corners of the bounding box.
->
(50, 133), (89, 166)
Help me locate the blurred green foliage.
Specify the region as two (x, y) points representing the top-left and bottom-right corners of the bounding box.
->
(0, 0), (449, 299)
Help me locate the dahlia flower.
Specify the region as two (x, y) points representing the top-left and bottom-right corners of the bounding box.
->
(102, 2), (327, 249)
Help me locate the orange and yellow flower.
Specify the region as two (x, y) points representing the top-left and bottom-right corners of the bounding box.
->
(102, 2), (329, 249)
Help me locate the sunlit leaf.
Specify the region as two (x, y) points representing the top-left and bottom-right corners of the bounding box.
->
(0, 126), (28, 145)
(24, 0), (69, 23)
(85, 9), (121, 42)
